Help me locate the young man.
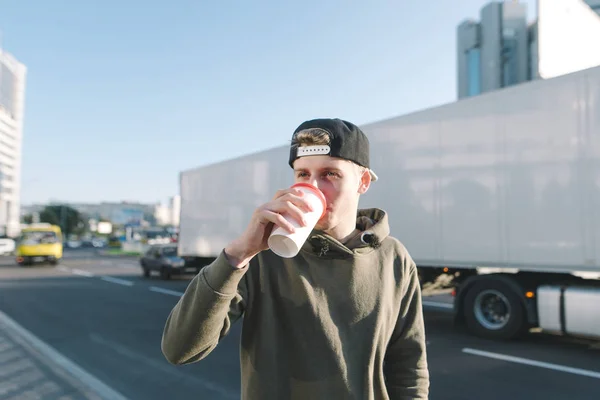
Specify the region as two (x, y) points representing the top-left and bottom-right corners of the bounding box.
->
(161, 118), (430, 399)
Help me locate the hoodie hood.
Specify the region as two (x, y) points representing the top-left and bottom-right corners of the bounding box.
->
(301, 208), (390, 258)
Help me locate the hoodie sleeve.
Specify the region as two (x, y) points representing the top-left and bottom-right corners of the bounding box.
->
(161, 250), (249, 365)
(384, 253), (430, 399)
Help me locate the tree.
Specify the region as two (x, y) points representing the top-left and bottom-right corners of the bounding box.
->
(39, 205), (86, 237)
(22, 214), (33, 224)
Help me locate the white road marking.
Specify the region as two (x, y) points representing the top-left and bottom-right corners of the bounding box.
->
(149, 287), (184, 297)
(56, 266), (70, 272)
(0, 310), (129, 400)
(71, 269), (94, 277)
(463, 348), (600, 379)
(422, 301), (453, 309)
(100, 277), (134, 287)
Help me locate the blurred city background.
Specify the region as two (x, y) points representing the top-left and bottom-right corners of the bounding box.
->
(0, 1), (599, 399)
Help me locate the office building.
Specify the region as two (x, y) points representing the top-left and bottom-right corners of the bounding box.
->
(457, 1), (529, 99)
(170, 195), (181, 226)
(457, 0), (600, 99)
(0, 49), (26, 237)
(153, 195), (181, 226)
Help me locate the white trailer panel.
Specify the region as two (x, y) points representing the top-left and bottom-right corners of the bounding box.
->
(179, 146), (291, 258)
(179, 66), (600, 274)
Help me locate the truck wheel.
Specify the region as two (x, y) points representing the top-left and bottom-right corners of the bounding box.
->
(463, 279), (526, 340)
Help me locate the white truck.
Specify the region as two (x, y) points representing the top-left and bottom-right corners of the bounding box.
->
(178, 65), (600, 341)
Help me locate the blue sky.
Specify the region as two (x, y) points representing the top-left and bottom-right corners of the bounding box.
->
(2, 0), (537, 205)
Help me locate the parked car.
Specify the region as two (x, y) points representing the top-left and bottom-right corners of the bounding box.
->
(0, 238), (16, 255)
(92, 238), (107, 248)
(139, 244), (197, 279)
(107, 236), (122, 248)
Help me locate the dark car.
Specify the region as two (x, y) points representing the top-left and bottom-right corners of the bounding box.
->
(139, 244), (197, 279)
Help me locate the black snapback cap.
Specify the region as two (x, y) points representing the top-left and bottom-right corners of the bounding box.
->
(289, 118), (378, 181)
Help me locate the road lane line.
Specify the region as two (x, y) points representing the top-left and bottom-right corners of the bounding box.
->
(56, 266), (70, 272)
(71, 269), (94, 277)
(462, 348), (600, 379)
(149, 287), (184, 297)
(422, 301), (453, 309)
(100, 277), (134, 287)
(0, 310), (129, 400)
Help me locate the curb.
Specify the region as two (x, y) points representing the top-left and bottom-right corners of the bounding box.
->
(0, 309), (129, 400)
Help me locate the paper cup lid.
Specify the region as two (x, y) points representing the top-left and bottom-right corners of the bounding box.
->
(291, 183), (327, 218)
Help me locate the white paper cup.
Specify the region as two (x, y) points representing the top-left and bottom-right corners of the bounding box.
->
(267, 183), (326, 258)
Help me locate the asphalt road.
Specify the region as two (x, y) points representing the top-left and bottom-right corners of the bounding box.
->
(1, 249), (599, 400)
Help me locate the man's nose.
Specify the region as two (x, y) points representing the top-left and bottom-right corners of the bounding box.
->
(307, 177), (320, 190)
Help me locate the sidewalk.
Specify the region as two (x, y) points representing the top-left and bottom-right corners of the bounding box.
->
(0, 310), (128, 400)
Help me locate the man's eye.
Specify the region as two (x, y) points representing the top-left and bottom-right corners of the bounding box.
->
(325, 171), (340, 177)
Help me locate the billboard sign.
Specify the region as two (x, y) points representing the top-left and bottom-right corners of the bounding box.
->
(538, 0), (600, 79)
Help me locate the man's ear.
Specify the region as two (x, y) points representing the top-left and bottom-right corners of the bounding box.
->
(358, 167), (371, 194)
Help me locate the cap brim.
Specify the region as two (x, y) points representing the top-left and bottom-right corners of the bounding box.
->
(369, 169), (378, 182)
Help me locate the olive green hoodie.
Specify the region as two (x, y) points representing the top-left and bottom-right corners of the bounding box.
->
(162, 208), (430, 399)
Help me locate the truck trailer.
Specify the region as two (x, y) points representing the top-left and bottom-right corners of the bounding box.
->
(177, 65), (600, 341)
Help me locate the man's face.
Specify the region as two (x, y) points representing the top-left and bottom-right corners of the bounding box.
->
(293, 155), (370, 231)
